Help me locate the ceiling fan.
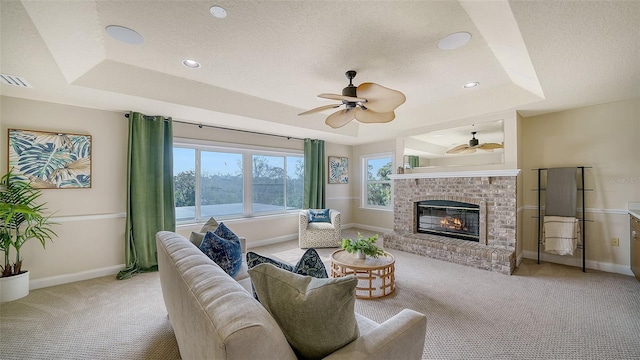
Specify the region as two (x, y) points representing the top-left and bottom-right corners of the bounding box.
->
(298, 70), (406, 129)
(445, 131), (504, 154)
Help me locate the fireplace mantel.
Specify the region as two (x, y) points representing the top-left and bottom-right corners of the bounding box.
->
(390, 169), (521, 180)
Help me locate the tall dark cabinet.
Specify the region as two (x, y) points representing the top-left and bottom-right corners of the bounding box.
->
(631, 214), (640, 281)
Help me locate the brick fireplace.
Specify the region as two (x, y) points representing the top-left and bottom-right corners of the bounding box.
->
(383, 170), (520, 274)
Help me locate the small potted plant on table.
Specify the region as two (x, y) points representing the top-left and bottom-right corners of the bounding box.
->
(341, 232), (385, 259)
(0, 170), (56, 302)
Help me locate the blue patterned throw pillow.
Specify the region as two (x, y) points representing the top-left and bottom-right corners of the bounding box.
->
(199, 231), (242, 277)
(213, 222), (240, 242)
(308, 209), (331, 223)
(246, 248), (328, 299)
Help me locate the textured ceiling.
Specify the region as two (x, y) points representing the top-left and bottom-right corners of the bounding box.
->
(1, 1), (638, 146)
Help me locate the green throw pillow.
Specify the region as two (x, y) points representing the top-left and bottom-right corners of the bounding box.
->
(248, 263), (359, 359)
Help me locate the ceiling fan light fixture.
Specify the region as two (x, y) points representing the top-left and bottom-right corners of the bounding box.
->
(299, 70), (405, 128)
(438, 32), (471, 50)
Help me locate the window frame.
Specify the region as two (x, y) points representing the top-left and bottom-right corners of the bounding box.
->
(361, 152), (395, 211)
(173, 138), (304, 224)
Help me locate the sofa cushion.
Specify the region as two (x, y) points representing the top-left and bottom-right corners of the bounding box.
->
(248, 263), (359, 359)
(199, 231), (242, 277)
(308, 208), (331, 223)
(189, 217), (220, 247)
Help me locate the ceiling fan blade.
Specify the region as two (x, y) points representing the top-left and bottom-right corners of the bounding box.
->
(354, 109), (395, 123)
(445, 144), (469, 154)
(356, 83), (406, 113)
(478, 142), (504, 150)
(325, 109), (356, 129)
(318, 93), (366, 102)
(298, 104), (342, 116)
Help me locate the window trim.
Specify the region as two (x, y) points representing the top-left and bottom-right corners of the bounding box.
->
(361, 152), (394, 211)
(173, 138), (304, 224)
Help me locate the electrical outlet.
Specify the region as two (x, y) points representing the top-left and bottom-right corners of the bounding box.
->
(611, 237), (620, 246)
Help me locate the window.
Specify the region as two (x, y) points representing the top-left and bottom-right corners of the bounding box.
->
(362, 153), (394, 210)
(173, 140), (303, 223)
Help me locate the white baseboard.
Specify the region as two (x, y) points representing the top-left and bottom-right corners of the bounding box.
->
(343, 223), (393, 235)
(29, 264), (124, 290)
(522, 251), (634, 276)
(246, 233), (299, 249)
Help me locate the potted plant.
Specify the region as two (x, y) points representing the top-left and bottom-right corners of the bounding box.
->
(341, 232), (386, 259)
(0, 169), (56, 302)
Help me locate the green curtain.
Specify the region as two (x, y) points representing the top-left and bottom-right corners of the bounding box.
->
(409, 155), (420, 169)
(117, 112), (176, 280)
(303, 139), (325, 209)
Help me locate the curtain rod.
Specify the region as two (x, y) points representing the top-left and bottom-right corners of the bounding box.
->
(124, 113), (305, 141)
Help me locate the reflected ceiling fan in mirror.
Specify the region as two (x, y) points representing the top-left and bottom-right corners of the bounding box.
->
(446, 131), (503, 154)
(298, 70), (406, 128)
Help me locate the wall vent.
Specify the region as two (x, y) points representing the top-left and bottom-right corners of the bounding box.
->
(0, 74), (32, 88)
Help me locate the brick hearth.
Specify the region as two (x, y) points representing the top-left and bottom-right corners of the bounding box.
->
(383, 171), (519, 274)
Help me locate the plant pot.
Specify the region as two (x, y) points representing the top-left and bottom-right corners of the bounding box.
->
(356, 250), (366, 259)
(0, 271), (29, 302)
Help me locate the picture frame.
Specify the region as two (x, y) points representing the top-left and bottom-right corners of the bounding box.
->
(8, 128), (92, 189)
(328, 156), (348, 184)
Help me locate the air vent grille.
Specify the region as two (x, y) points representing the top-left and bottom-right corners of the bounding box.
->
(0, 74), (32, 88)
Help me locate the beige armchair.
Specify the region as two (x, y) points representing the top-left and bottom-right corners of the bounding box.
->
(299, 209), (341, 248)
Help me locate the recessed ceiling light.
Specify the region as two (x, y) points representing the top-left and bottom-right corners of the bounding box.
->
(438, 32), (471, 50)
(463, 82), (479, 89)
(105, 25), (144, 45)
(182, 59), (201, 69)
(210, 6), (227, 18)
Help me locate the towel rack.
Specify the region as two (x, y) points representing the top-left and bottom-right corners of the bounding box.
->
(532, 166), (593, 272)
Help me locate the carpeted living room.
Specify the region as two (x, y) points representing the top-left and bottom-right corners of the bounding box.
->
(2, 228), (640, 359)
(1, 1), (640, 360)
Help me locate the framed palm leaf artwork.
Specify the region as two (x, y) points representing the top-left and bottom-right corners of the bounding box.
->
(8, 129), (92, 189)
(328, 156), (348, 184)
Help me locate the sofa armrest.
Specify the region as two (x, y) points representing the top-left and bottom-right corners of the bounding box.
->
(323, 309), (427, 360)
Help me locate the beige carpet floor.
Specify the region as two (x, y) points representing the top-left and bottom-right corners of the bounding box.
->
(2, 228), (640, 359)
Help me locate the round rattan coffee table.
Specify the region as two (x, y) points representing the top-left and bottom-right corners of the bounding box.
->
(330, 249), (395, 299)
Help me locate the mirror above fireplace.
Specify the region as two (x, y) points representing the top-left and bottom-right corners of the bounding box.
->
(403, 119), (504, 169)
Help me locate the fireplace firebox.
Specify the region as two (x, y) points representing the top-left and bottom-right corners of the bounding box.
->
(416, 200), (480, 242)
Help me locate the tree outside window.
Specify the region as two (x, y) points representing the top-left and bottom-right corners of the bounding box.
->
(173, 144), (303, 222)
(363, 154), (393, 209)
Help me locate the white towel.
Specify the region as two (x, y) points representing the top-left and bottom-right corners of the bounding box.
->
(543, 216), (580, 256)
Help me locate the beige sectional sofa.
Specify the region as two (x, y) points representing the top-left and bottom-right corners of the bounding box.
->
(156, 231), (427, 360)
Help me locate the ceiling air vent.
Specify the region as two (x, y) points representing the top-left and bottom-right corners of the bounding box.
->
(0, 74), (32, 88)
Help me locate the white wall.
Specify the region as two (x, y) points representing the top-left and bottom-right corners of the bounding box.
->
(1, 96), (128, 286)
(519, 98), (640, 274)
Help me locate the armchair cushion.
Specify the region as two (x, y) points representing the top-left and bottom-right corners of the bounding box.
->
(248, 263), (359, 359)
(308, 208), (331, 223)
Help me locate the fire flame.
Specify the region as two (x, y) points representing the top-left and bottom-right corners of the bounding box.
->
(440, 216), (463, 230)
